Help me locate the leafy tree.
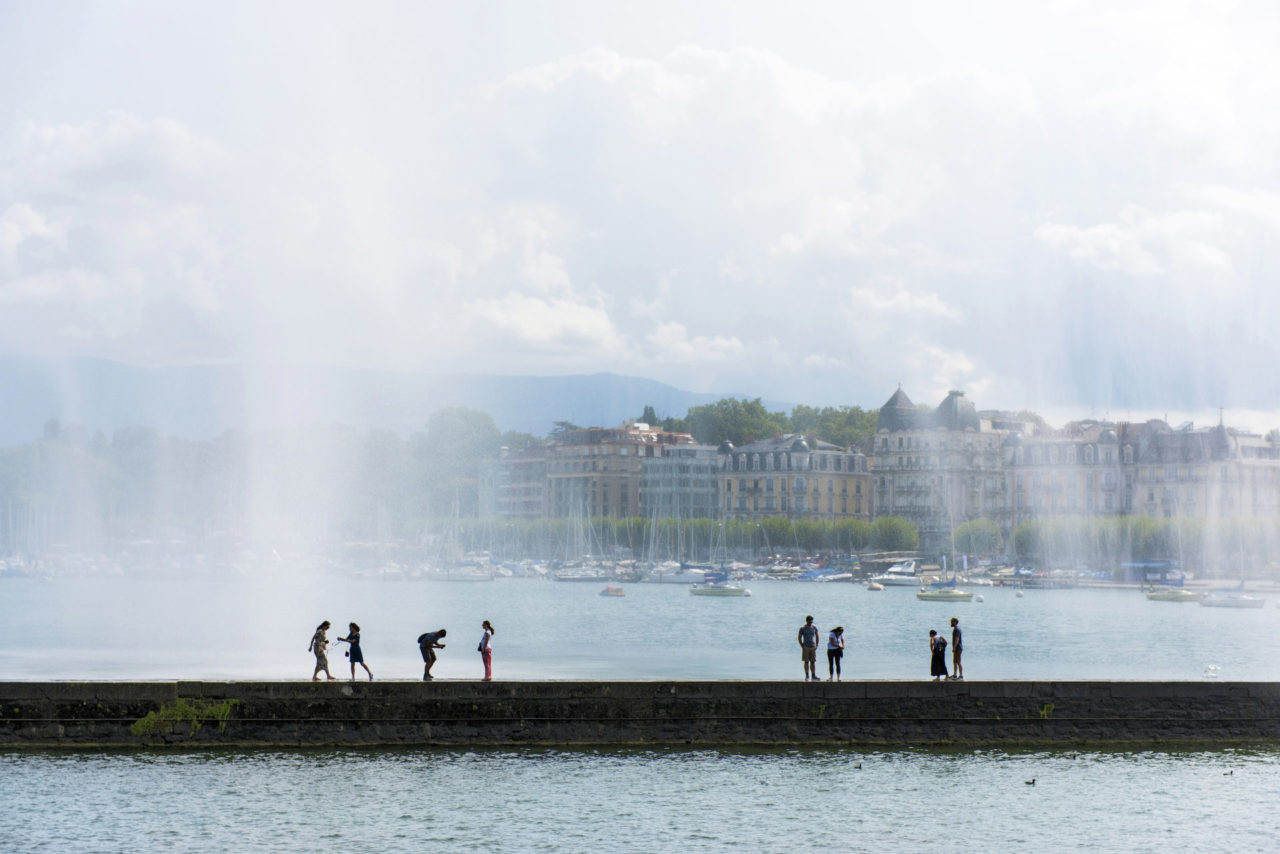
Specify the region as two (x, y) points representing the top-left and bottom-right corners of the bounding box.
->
(659, 414), (689, 434)
(954, 518), (999, 556)
(416, 408), (503, 518)
(1011, 521), (1041, 564)
(789, 405), (878, 448)
(871, 516), (918, 551)
(638, 405), (658, 425)
(685, 398), (789, 445)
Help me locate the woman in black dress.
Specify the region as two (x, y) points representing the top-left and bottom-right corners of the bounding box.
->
(339, 622), (373, 681)
(929, 629), (948, 681)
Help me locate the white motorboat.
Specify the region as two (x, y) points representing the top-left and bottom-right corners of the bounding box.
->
(644, 564), (713, 584)
(870, 559), (920, 586)
(916, 586), (973, 602)
(690, 581), (751, 597)
(1199, 593), (1266, 608)
(1145, 587), (1204, 602)
(814, 572), (853, 583)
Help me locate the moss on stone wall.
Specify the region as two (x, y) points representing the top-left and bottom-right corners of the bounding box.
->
(130, 697), (239, 738)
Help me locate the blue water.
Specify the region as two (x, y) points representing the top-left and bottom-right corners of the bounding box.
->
(1, 576), (1278, 681)
(5, 575), (1280, 852)
(2, 746), (1278, 852)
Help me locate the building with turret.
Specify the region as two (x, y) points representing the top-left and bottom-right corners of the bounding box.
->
(872, 388), (1020, 553)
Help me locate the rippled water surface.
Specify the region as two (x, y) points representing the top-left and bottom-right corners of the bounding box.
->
(5, 576), (1280, 851)
(1, 575), (1279, 681)
(3, 746), (1279, 853)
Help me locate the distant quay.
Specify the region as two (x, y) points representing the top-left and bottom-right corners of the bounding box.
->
(4, 680), (1280, 748)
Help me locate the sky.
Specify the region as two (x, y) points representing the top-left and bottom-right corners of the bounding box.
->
(2, 1), (1280, 429)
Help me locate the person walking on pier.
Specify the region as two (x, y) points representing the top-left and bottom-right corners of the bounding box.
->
(478, 620), (495, 681)
(418, 628), (447, 681)
(929, 629), (948, 681)
(798, 615), (821, 681)
(339, 622), (373, 681)
(309, 621), (335, 681)
(826, 626), (845, 681)
(950, 617), (963, 681)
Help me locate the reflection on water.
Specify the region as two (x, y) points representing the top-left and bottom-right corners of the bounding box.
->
(3, 576), (1279, 682)
(2, 746), (1278, 852)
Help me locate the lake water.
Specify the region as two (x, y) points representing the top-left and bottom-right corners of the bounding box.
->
(1, 575), (1278, 681)
(4, 575), (1280, 852)
(2, 745), (1278, 852)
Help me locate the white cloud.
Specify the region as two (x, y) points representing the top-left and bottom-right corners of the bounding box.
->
(1035, 207), (1231, 278)
(644, 322), (743, 363)
(463, 292), (619, 351)
(1192, 185), (1280, 232)
(848, 280), (960, 320)
(3, 5), (1280, 413)
(0, 203), (57, 265)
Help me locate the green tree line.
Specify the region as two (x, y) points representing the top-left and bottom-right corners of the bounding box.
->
(451, 514), (918, 562)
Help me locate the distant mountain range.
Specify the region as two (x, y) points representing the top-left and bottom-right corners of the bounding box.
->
(0, 356), (781, 445)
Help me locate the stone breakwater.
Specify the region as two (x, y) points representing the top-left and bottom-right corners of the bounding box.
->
(2, 681), (1279, 748)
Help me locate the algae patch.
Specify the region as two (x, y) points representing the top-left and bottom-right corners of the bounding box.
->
(131, 697), (239, 738)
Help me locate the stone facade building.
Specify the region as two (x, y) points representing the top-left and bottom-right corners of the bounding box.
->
(545, 422), (696, 518)
(480, 444), (549, 519)
(872, 386), (1280, 554)
(640, 444), (721, 519)
(872, 388), (1017, 553)
(1006, 417), (1280, 528)
(717, 433), (871, 522)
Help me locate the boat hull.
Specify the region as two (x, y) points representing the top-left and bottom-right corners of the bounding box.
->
(690, 584), (751, 597)
(916, 589), (973, 602)
(1145, 589), (1204, 602)
(1200, 595), (1266, 608)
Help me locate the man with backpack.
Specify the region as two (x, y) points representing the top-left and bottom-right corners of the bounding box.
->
(418, 628), (447, 681)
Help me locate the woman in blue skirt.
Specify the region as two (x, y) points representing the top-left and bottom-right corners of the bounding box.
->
(340, 622), (373, 681)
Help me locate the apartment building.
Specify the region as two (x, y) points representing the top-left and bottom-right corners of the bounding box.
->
(1007, 418), (1280, 526)
(640, 444), (721, 519)
(872, 388), (1017, 553)
(717, 433), (871, 522)
(545, 422), (696, 518)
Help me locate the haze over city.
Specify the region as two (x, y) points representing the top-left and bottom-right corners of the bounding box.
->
(3, 2), (1279, 432)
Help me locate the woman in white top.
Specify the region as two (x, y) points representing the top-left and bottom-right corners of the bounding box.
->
(826, 626), (845, 681)
(479, 620), (495, 681)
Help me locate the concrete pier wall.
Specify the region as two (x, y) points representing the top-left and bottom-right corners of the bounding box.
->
(2, 680), (1279, 748)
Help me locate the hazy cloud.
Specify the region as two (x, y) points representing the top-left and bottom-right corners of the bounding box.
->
(2, 1), (1279, 419)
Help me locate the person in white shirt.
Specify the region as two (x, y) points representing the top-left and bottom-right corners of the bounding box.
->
(826, 626), (845, 681)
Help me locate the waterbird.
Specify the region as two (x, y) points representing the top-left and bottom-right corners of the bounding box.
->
(1025, 778), (1035, 785)
(1224, 771), (1233, 776)
(854, 762), (862, 769)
